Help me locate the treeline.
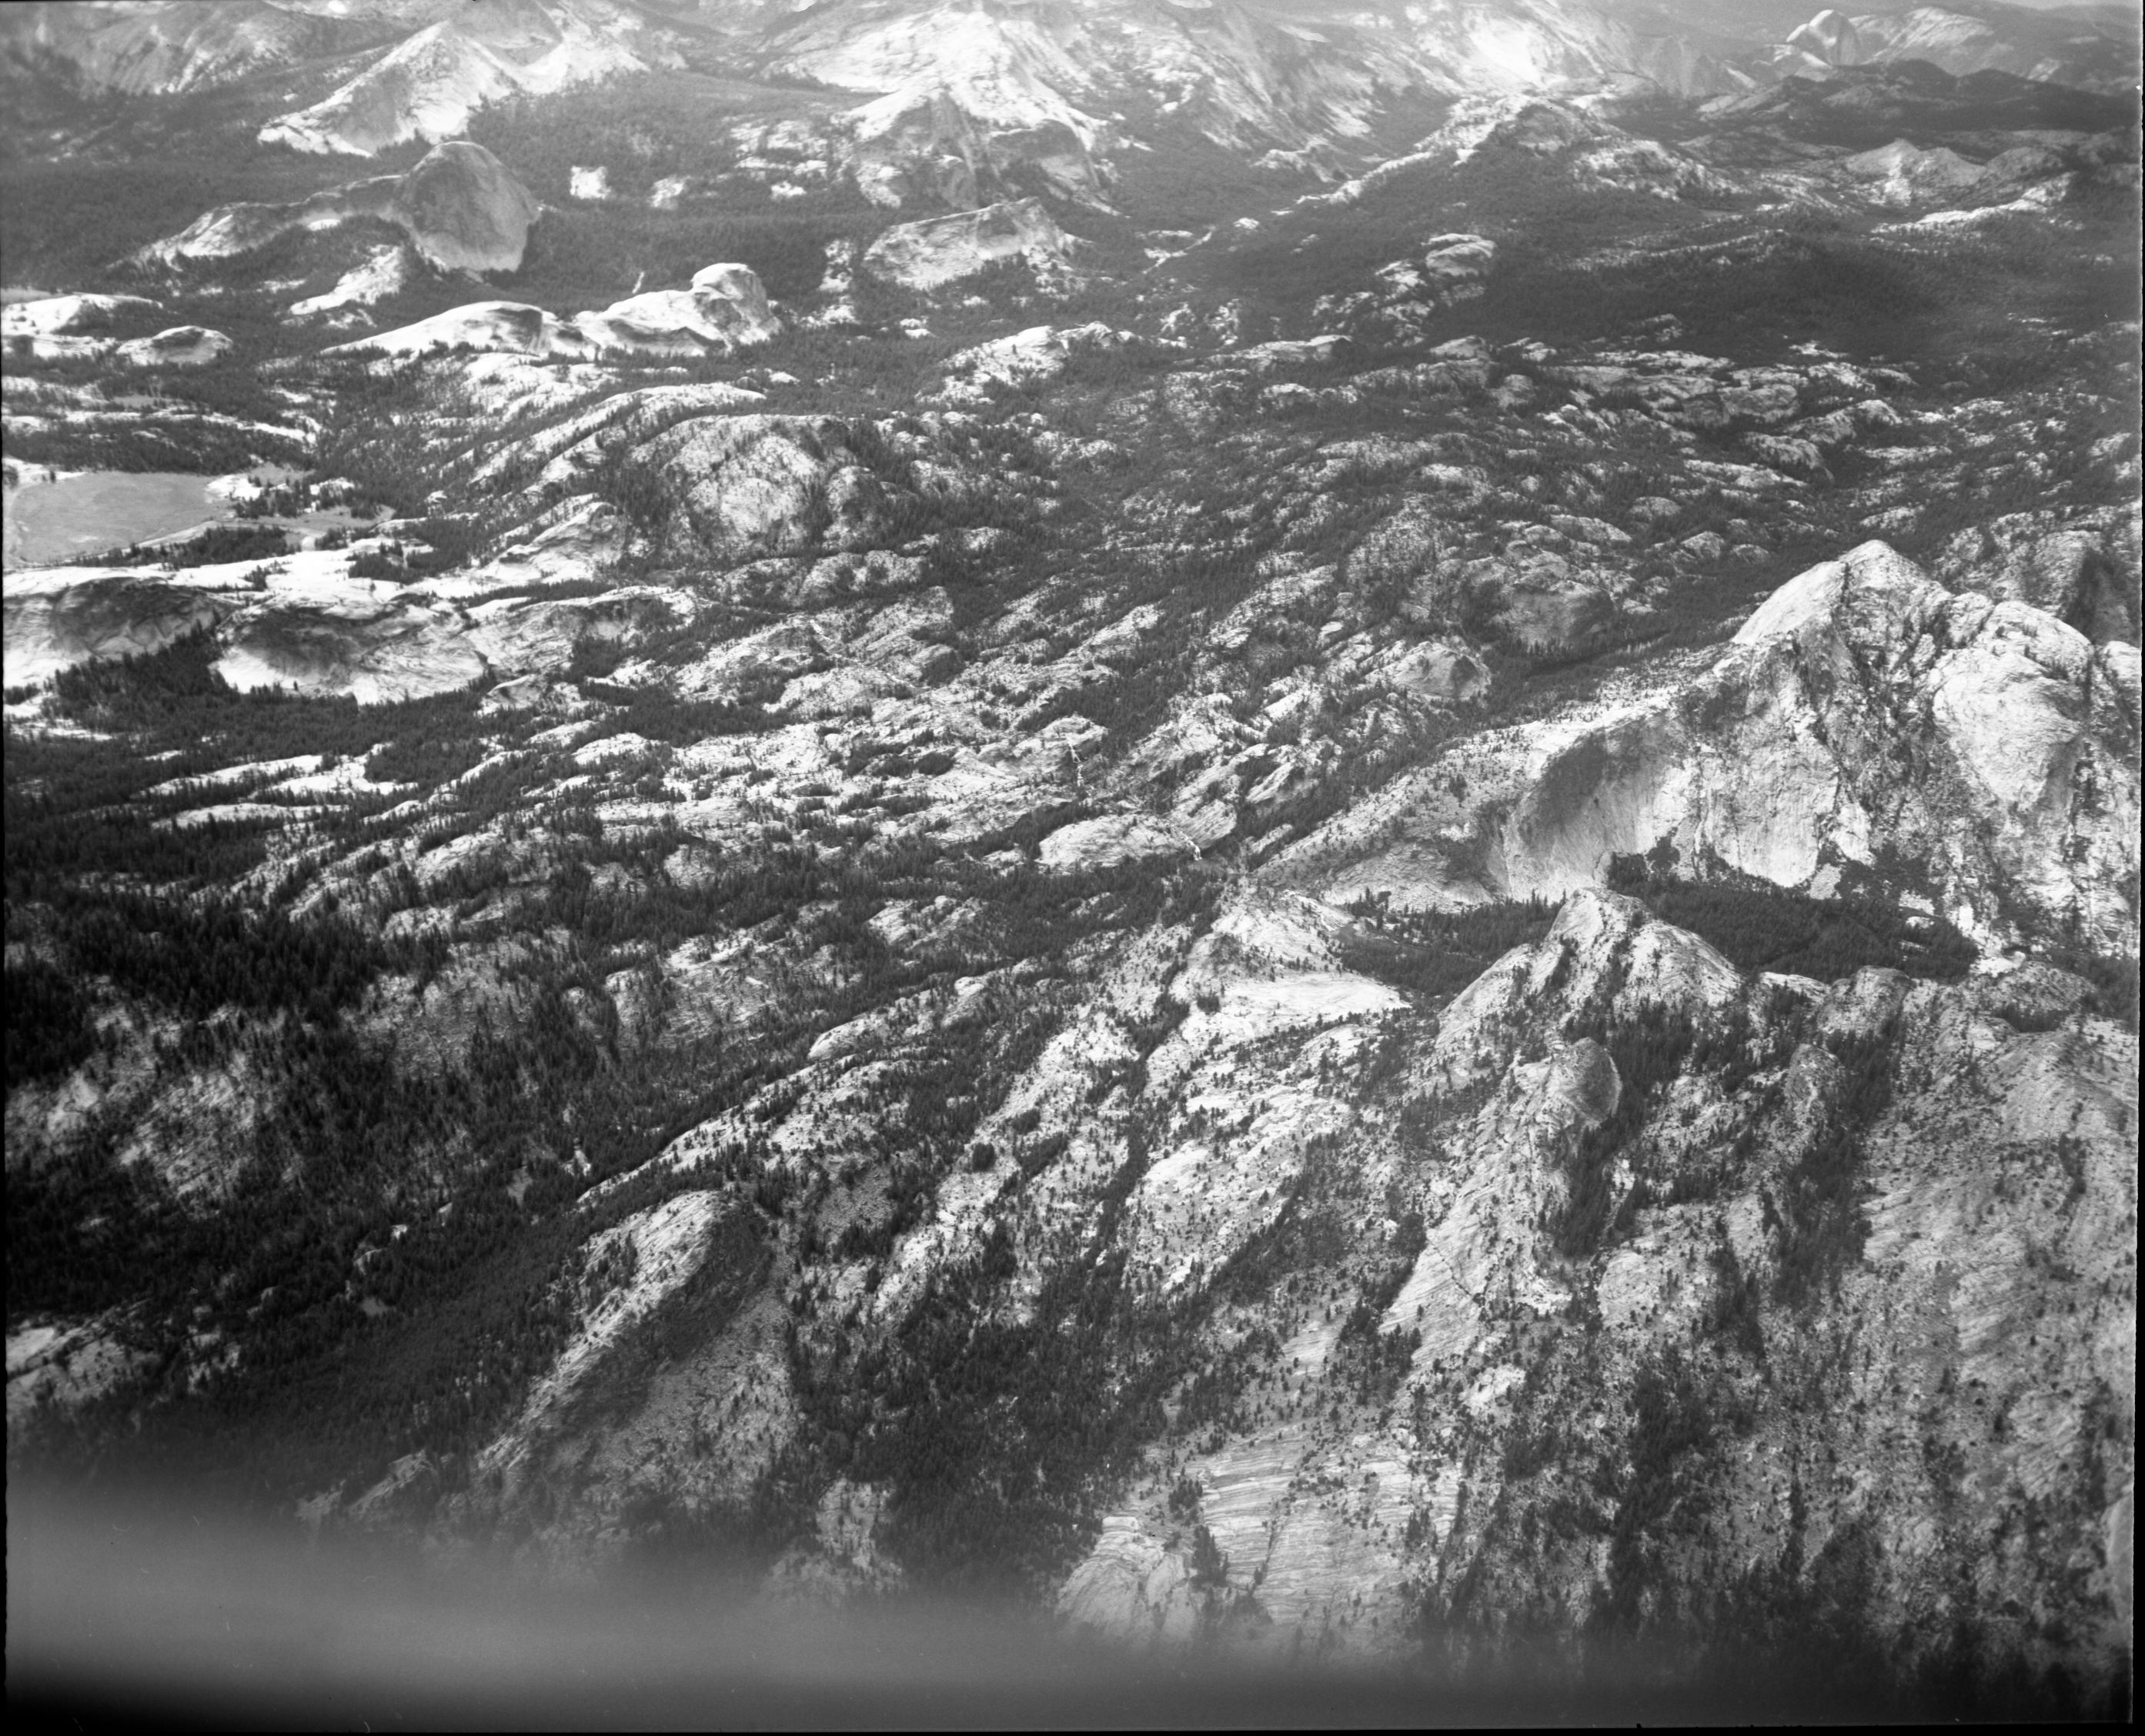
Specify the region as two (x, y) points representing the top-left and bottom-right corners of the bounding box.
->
(38, 889), (426, 1031)
(2, 419), (301, 475)
(3, 956), (98, 1088)
(26, 626), (494, 773)
(45, 623), (232, 724)
(5, 961), (773, 1509)
(5, 849), (447, 1090)
(307, 362), (483, 524)
(1552, 1001), (1699, 1257)
(1769, 1019), (1896, 1308)
(0, 119), (426, 287)
(788, 1245), (1187, 1595)
(1602, 1344), (1740, 1628)
(1333, 1209), (1428, 1403)
(7, 639), (503, 891)
(2039, 943), (2140, 1033)
(1339, 894), (1559, 1000)
(1605, 855), (1976, 983)
(341, 514), (486, 581)
(110, 522), (289, 569)
(484, 178), (884, 308)
(6, 778), (282, 893)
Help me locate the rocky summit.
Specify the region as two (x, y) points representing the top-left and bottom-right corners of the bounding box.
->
(142, 138), (542, 275)
(1, 0), (2137, 1721)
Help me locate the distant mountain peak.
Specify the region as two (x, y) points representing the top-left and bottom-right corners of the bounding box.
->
(1785, 8), (1864, 68)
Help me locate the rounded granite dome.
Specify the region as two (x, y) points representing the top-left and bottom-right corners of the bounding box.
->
(387, 140), (541, 275)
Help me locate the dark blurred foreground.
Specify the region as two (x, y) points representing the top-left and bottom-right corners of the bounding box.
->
(7, 1481), (2127, 1729)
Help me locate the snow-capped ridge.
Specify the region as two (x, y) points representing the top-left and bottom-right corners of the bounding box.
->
(255, 1), (667, 157)
(1, 0), (346, 97)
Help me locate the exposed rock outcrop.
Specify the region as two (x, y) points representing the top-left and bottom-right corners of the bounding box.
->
(386, 139), (543, 274)
(330, 262), (778, 360)
(115, 326), (232, 367)
(847, 84), (1103, 210)
(623, 414), (893, 561)
(860, 198), (1078, 290)
(1839, 139), (1984, 207)
(1050, 879), (2133, 1681)
(1935, 507), (2143, 647)
(2, 294), (168, 362)
(3, 576), (235, 688)
(1294, 542), (2139, 955)
(145, 141), (540, 275)
(1781, 8), (1866, 72)
(288, 245), (413, 322)
(0, 293), (159, 337)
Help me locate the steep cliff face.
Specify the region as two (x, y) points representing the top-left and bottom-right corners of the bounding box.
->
(387, 139), (544, 274)
(1050, 887), (2130, 1680)
(1284, 541), (2140, 957)
(1779, 8), (1865, 72)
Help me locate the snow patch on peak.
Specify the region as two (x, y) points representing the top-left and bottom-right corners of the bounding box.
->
(260, 22), (524, 155)
(258, 7), (656, 156)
